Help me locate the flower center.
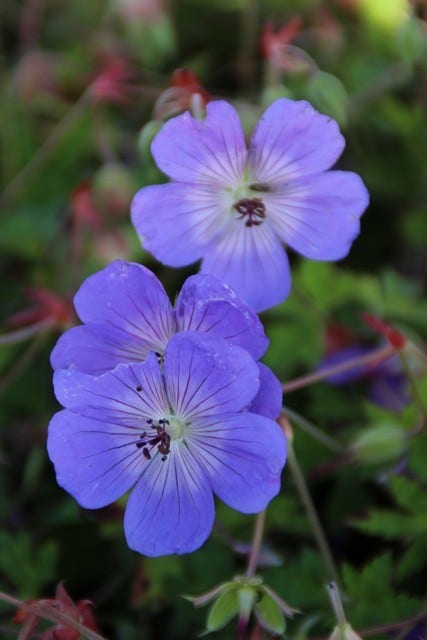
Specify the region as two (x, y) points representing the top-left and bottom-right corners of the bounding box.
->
(233, 197), (266, 227)
(135, 416), (184, 462)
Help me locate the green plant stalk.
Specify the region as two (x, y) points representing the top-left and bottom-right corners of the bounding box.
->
(398, 350), (426, 423)
(286, 434), (340, 584)
(282, 407), (344, 454)
(0, 89), (90, 209)
(246, 510), (266, 578)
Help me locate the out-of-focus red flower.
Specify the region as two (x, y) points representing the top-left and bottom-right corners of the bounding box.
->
(311, 7), (344, 54)
(361, 312), (407, 350)
(90, 57), (132, 105)
(71, 181), (102, 232)
(325, 322), (357, 354)
(261, 17), (303, 60)
(13, 50), (58, 103)
(171, 69), (211, 105)
(5, 287), (74, 331)
(260, 18), (314, 74)
(13, 583), (100, 640)
(154, 68), (211, 119)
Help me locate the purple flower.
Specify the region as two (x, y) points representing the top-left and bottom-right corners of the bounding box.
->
(48, 332), (287, 556)
(51, 260), (281, 419)
(320, 346), (410, 412)
(131, 98), (369, 312)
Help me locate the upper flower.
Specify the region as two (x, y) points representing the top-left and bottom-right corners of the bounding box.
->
(51, 260), (281, 419)
(132, 98), (369, 312)
(48, 332), (287, 556)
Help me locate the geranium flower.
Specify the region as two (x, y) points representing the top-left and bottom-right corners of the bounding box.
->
(319, 345), (410, 412)
(48, 332), (287, 556)
(132, 98), (369, 311)
(51, 260), (281, 419)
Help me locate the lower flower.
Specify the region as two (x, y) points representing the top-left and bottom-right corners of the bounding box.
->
(48, 332), (287, 556)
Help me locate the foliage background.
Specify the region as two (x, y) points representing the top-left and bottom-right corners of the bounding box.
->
(0, 0), (426, 638)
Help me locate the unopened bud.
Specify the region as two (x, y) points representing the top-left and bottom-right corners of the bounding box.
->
(330, 623), (363, 640)
(351, 422), (406, 466)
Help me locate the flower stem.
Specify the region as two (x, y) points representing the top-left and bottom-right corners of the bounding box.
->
(0, 319), (54, 347)
(246, 510), (266, 578)
(282, 344), (395, 393)
(279, 415), (340, 585)
(282, 407), (344, 454)
(327, 582), (347, 626)
(0, 90), (90, 209)
(398, 350), (427, 424)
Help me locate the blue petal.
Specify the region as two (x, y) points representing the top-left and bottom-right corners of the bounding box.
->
(163, 332), (260, 421)
(48, 410), (142, 508)
(264, 171), (369, 261)
(132, 182), (227, 268)
(151, 100), (247, 185)
(175, 273), (269, 360)
(54, 355), (169, 428)
(248, 363), (283, 419)
(248, 98), (345, 184)
(187, 412), (287, 513)
(124, 443), (214, 556)
(51, 324), (149, 375)
(201, 220), (291, 312)
(73, 259), (175, 349)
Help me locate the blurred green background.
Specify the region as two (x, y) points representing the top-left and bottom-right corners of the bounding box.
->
(1, 1), (427, 638)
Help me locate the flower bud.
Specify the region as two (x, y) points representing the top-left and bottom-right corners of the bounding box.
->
(93, 163), (135, 217)
(330, 622), (363, 640)
(306, 71), (348, 126)
(187, 576), (297, 635)
(351, 422), (406, 466)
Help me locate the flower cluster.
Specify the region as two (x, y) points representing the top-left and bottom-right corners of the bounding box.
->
(48, 94), (368, 557)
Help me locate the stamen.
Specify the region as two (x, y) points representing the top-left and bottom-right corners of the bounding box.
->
(136, 418), (172, 461)
(249, 183), (272, 193)
(234, 197), (266, 227)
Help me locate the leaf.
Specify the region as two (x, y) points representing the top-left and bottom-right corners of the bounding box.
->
(409, 431), (427, 482)
(342, 554), (420, 627)
(397, 538), (427, 579)
(354, 509), (427, 540)
(388, 475), (427, 513)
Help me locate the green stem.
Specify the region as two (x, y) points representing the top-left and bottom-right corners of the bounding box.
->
(281, 417), (340, 585)
(246, 510), (266, 578)
(282, 344), (394, 393)
(237, 0), (259, 91)
(398, 350), (427, 422)
(0, 90), (90, 209)
(327, 582), (347, 626)
(282, 407), (344, 454)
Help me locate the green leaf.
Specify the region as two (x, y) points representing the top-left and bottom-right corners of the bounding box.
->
(343, 554), (420, 627)
(409, 431), (427, 482)
(354, 509), (427, 539)
(205, 587), (239, 633)
(397, 538), (427, 579)
(255, 592), (286, 635)
(389, 475), (427, 513)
